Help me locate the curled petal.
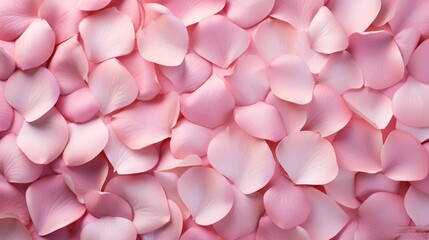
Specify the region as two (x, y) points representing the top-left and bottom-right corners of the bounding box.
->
(256, 216), (312, 240)
(84, 191), (133, 220)
(178, 167), (234, 226)
(0, 0), (39, 41)
(156, 148), (203, 172)
(170, 119), (212, 159)
(163, 0), (226, 26)
(192, 15), (250, 68)
(0, 216), (32, 240)
(80, 217), (137, 240)
(270, 0), (324, 30)
(408, 39), (429, 84)
(0, 82), (13, 131)
(404, 186), (429, 226)
(373, 0), (397, 26)
(77, 0), (111, 11)
(226, 0), (275, 28)
(0, 48), (14, 80)
(355, 172), (400, 201)
(56, 88), (100, 123)
(141, 200), (183, 240)
(208, 128), (275, 194)
(0, 180), (30, 224)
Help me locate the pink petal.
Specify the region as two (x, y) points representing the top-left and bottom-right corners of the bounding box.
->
(317, 51), (363, 94)
(0, 48), (14, 80)
(160, 53), (212, 93)
(269, 55), (314, 104)
(396, 121), (429, 143)
(256, 216), (312, 240)
(270, 0), (324, 30)
(394, 28), (420, 65)
(328, 0), (381, 35)
(62, 118), (109, 166)
(373, 0), (397, 26)
(104, 125), (159, 174)
(14, 19), (55, 70)
(77, 0), (112, 11)
(276, 131), (338, 185)
(5, 67), (59, 122)
(180, 226), (219, 240)
(381, 130), (429, 181)
(181, 75), (235, 128)
(308, 6), (348, 54)
(301, 187), (350, 240)
(48, 35), (88, 95)
(348, 31), (404, 89)
(105, 174), (170, 233)
(137, 14), (188, 66)
(408, 39), (429, 84)
(356, 192), (410, 240)
(0, 134), (42, 183)
(170, 119), (212, 159)
(80, 217), (137, 240)
(26, 175), (86, 235)
(224, 54), (270, 106)
(355, 172), (400, 201)
(297, 31), (329, 74)
(56, 88), (100, 123)
(0, 82), (13, 131)
(79, 8), (135, 62)
(17, 108), (68, 165)
(226, 0), (275, 28)
(162, 0), (226, 26)
(213, 187), (263, 239)
(303, 84), (352, 137)
(192, 15), (250, 68)
(343, 88), (393, 129)
(404, 186), (429, 226)
(84, 191), (133, 220)
(324, 169), (360, 209)
(234, 102), (286, 142)
(332, 118), (383, 173)
(0, 0), (39, 41)
(253, 18), (298, 64)
(264, 176), (311, 229)
(177, 167), (234, 225)
(141, 200), (183, 240)
(109, 0), (141, 30)
(111, 92), (180, 149)
(0, 216), (32, 240)
(392, 77), (429, 127)
(0, 180), (30, 224)
(208, 128), (275, 194)
(389, 0), (429, 35)
(156, 149), (203, 172)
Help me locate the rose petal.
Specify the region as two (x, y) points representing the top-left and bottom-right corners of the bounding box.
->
(324, 169), (360, 209)
(256, 216), (312, 240)
(156, 148), (203, 172)
(0, 0), (39, 41)
(270, 0), (324, 30)
(389, 0), (429, 35)
(297, 31), (329, 74)
(408, 39), (429, 84)
(226, 0), (274, 28)
(0, 180), (30, 225)
(404, 186), (429, 226)
(56, 88), (100, 123)
(0, 216), (32, 240)
(141, 200), (183, 240)
(396, 121), (429, 143)
(84, 191), (133, 220)
(170, 119), (212, 159)
(80, 217), (137, 240)
(355, 172), (400, 201)
(180, 226), (219, 240)
(0, 48), (14, 80)
(163, 0), (226, 26)
(0, 82), (13, 131)
(394, 28), (420, 65)
(77, 0), (112, 11)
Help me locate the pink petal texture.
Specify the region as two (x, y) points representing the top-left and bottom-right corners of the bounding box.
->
(4, 67), (59, 122)
(408, 39), (429, 84)
(256, 216), (312, 240)
(0, 0), (39, 41)
(324, 169), (360, 209)
(80, 217), (137, 240)
(141, 200), (183, 240)
(192, 15), (250, 68)
(84, 191), (133, 220)
(163, 0), (226, 26)
(26, 175), (86, 235)
(0, 82), (13, 131)
(56, 87), (100, 123)
(77, 0), (112, 11)
(226, 0), (274, 28)
(208, 128), (275, 194)
(389, 0), (429, 35)
(355, 172), (400, 200)
(170, 119), (212, 159)
(79, 8), (135, 62)
(0, 216), (32, 240)
(0, 180), (31, 224)
(0, 48), (15, 80)
(270, 0), (324, 30)
(276, 131), (338, 185)
(177, 167), (234, 226)
(394, 28), (420, 65)
(404, 186), (429, 226)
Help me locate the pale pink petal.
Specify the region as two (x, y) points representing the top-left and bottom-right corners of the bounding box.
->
(328, 0), (381, 35)
(156, 148), (203, 171)
(105, 174), (170, 233)
(335, 221), (358, 240)
(180, 226), (219, 240)
(396, 121), (429, 143)
(109, 0), (141, 30)
(343, 88), (393, 129)
(56, 88), (100, 123)
(373, 0), (397, 26)
(137, 14), (188, 66)
(5, 67), (59, 122)
(80, 217), (137, 240)
(303, 84), (352, 137)
(355, 172), (400, 201)
(14, 19), (55, 70)
(142, 3), (172, 24)
(224, 54), (270, 106)
(318, 51), (363, 94)
(38, 0), (87, 44)
(62, 118), (109, 166)
(26, 175), (86, 235)
(297, 31), (329, 74)
(170, 119), (212, 159)
(394, 28), (420, 65)
(389, 0), (429, 35)
(0, 134), (42, 183)
(256, 216), (311, 240)
(160, 53), (212, 93)
(234, 102), (286, 142)
(308, 6), (348, 54)
(408, 40), (429, 84)
(104, 125), (159, 174)
(141, 200), (183, 240)
(381, 130), (429, 181)
(192, 15), (250, 68)
(208, 128), (275, 194)
(324, 169), (360, 209)
(348, 31), (404, 89)
(181, 75), (235, 128)
(118, 50), (160, 101)
(253, 18), (298, 64)
(0, 0), (39, 41)
(270, 0), (324, 30)
(48, 35), (88, 95)
(0, 180), (30, 224)
(392, 77), (429, 127)
(226, 0), (275, 28)
(264, 176), (311, 229)
(301, 187), (350, 240)
(84, 191), (133, 220)
(178, 167), (234, 225)
(0, 82), (13, 131)
(17, 108), (68, 165)
(77, 0), (112, 11)
(79, 8), (135, 62)
(332, 118), (383, 173)
(0, 216), (32, 240)
(404, 186), (429, 226)
(269, 55), (314, 104)
(356, 192), (410, 240)
(213, 187), (263, 239)
(162, 0), (226, 26)
(277, 131), (338, 185)
(111, 92), (180, 149)
(0, 48), (14, 80)
(31, 226), (70, 240)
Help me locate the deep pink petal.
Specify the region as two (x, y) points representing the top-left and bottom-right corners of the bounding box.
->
(170, 119), (212, 159)
(84, 191), (133, 220)
(355, 172), (400, 201)
(56, 88), (100, 123)
(162, 0), (226, 26)
(226, 0), (274, 28)
(0, 82), (13, 131)
(0, 180), (30, 224)
(324, 169), (360, 209)
(80, 217), (137, 240)
(141, 200), (183, 240)
(0, 216), (32, 240)
(76, 0), (112, 11)
(404, 186), (429, 226)
(0, 48), (14, 80)
(408, 39), (429, 84)
(256, 216), (311, 240)
(389, 0), (429, 35)
(270, 0), (324, 30)
(0, 0), (39, 41)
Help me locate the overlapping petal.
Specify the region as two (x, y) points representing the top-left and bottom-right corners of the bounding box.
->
(56, 88), (100, 123)
(0, 0), (39, 41)
(80, 217), (137, 240)
(84, 191), (133, 220)
(162, 0), (226, 26)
